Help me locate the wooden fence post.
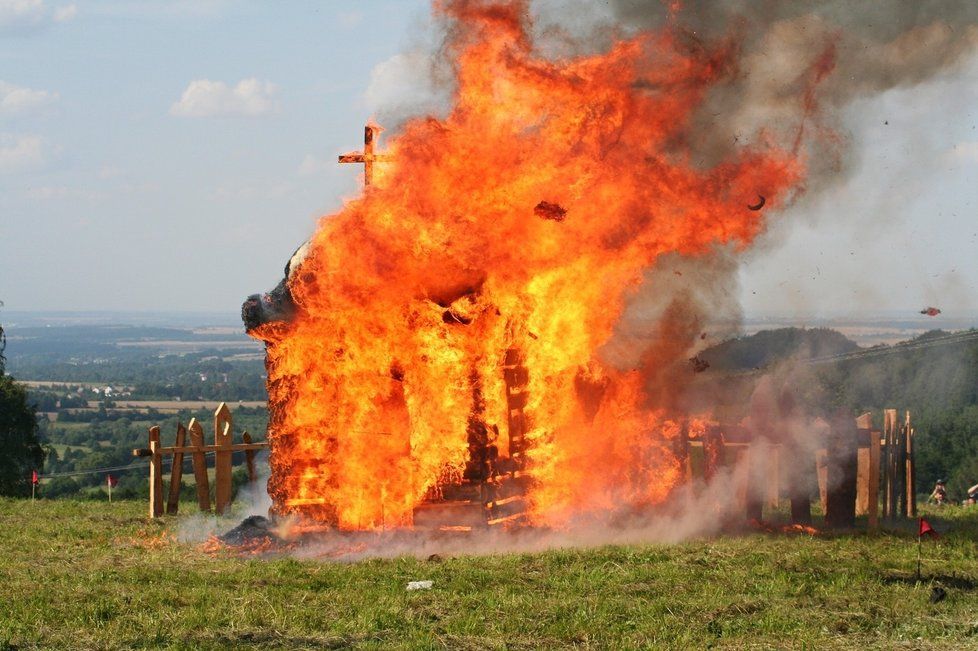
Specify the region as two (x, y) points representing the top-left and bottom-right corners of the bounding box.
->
(243, 432), (257, 483)
(744, 440), (767, 521)
(869, 427), (881, 531)
(895, 411), (907, 517)
(905, 411), (916, 518)
(767, 444), (780, 512)
(214, 402), (233, 515)
(188, 418), (211, 513)
(786, 433), (812, 525)
(883, 409), (897, 519)
(166, 422), (187, 515)
(148, 426), (163, 518)
(815, 448), (828, 515)
(855, 413), (872, 517)
(825, 414), (858, 528)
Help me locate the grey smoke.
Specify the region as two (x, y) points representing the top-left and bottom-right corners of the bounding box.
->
(588, 1), (978, 382)
(606, 1), (978, 172)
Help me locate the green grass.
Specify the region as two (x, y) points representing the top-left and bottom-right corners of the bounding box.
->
(1, 500), (977, 649)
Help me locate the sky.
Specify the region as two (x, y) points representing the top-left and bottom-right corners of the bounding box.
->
(0, 0), (976, 322)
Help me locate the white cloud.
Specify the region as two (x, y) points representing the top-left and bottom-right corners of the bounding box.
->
(0, 133), (53, 173)
(0, 0), (76, 34)
(0, 80), (58, 116)
(337, 10), (362, 29)
(52, 3), (75, 21)
(170, 78), (278, 118)
(297, 153), (330, 177)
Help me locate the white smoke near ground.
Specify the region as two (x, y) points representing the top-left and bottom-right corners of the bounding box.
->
(177, 451), (272, 544)
(282, 464), (768, 562)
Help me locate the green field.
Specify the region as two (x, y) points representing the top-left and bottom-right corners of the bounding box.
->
(1, 500), (976, 649)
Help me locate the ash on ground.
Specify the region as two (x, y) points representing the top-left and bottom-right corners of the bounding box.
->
(219, 515), (280, 546)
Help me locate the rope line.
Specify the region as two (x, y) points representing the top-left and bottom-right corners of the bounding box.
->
(713, 328), (978, 377)
(41, 451), (216, 479)
(805, 329), (978, 365)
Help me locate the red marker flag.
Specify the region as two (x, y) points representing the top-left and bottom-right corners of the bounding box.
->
(919, 518), (939, 539)
(31, 470), (39, 486)
(107, 474), (118, 488)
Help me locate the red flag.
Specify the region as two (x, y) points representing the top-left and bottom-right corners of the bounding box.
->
(919, 518), (939, 538)
(31, 470), (39, 486)
(107, 474), (118, 488)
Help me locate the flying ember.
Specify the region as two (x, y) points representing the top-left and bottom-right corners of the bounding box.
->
(247, 0), (805, 531)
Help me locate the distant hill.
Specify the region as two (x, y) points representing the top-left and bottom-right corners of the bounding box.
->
(699, 327), (860, 372)
(694, 326), (978, 501)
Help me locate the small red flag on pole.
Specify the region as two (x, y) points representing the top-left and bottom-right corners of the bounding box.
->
(31, 469), (39, 502)
(107, 474), (117, 503)
(917, 517), (939, 580)
(919, 518), (938, 539)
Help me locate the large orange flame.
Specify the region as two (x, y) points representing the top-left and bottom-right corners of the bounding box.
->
(252, 0), (804, 530)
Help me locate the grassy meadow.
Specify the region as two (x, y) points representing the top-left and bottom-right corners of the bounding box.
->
(1, 499), (977, 649)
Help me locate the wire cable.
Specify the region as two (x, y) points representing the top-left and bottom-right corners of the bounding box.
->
(40, 450), (216, 479)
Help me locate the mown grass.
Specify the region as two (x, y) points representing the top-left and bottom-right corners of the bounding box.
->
(1, 500), (977, 649)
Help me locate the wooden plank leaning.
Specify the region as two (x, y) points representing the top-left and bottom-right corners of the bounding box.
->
(188, 418), (211, 513)
(165, 422), (187, 515)
(905, 411), (916, 518)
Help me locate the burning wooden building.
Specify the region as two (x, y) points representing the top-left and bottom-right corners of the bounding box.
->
(242, 1), (803, 532)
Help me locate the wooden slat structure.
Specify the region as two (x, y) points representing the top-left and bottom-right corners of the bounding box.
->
(700, 408), (913, 529)
(134, 403), (268, 518)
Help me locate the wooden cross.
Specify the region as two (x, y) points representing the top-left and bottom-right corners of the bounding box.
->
(338, 123), (392, 186)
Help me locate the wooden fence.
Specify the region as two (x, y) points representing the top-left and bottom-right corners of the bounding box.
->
(133, 402), (268, 518)
(673, 409), (916, 529)
(135, 405), (914, 527)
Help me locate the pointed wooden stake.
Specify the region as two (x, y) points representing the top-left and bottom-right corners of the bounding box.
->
(214, 403), (233, 515)
(166, 422), (187, 515)
(188, 418), (210, 513)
